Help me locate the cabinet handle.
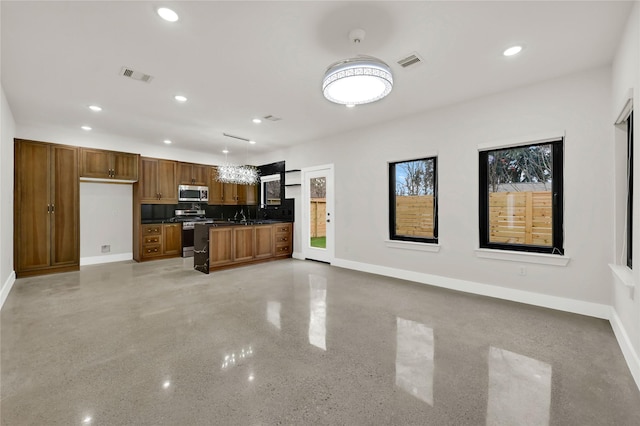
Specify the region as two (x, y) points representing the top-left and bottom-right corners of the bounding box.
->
(51, 204), (55, 213)
(47, 204), (50, 213)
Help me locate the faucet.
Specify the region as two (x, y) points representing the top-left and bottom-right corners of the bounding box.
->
(240, 209), (246, 223)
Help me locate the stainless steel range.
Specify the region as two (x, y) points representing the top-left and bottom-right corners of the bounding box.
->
(174, 209), (215, 257)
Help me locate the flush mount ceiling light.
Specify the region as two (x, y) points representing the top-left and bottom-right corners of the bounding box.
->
(503, 45), (523, 57)
(88, 105), (102, 112)
(164, 139), (172, 144)
(81, 125), (92, 131)
(157, 7), (179, 22)
(217, 133), (259, 185)
(322, 29), (393, 106)
(174, 95), (187, 102)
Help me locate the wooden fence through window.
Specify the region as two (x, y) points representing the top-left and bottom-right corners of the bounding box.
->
(310, 198), (327, 238)
(489, 191), (552, 246)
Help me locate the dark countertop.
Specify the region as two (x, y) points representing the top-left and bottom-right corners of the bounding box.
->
(141, 219), (292, 225)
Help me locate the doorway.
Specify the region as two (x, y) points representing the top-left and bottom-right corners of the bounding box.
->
(302, 164), (334, 263)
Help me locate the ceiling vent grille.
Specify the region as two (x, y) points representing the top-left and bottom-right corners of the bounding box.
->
(263, 115), (282, 122)
(397, 52), (423, 68)
(119, 66), (153, 83)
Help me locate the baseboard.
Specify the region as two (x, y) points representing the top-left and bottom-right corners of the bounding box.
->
(0, 270), (16, 311)
(292, 251), (305, 260)
(80, 252), (133, 266)
(332, 258), (611, 319)
(610, 308), (640, 392)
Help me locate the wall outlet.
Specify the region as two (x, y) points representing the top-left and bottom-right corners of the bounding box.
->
(519, 265), (527, 276)
(101, 245), (111, 253)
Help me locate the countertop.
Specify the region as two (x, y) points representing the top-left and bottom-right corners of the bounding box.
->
(141, 219), (292, 225)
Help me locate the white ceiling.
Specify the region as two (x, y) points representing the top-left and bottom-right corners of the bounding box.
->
(0, 1), (633, 157)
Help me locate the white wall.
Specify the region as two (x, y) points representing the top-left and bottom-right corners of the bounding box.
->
(80, 182), (132, 265)
(260, 66), (613, 309)
(611, 1), (640, 386)
(1, 85), (16, 308)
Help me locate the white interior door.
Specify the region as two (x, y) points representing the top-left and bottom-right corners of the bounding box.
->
(302, 164), (334, 263)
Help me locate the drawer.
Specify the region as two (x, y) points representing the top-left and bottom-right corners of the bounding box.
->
(142, 224), (162, 235)
(143, 235), (161, 245)
(274, 223), (291, 234)
(275, 243), (291, 255)
(142, 244), (162, 256)
(274, 234), (290, 243)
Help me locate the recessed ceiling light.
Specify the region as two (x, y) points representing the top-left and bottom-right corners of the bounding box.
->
(249, 140), (256, 144)
(81, 125), (92, 131)
(346, 104), (356, 108)
(157, 7), (179, 22)
(164, 139), (172, 144)
(503, 45), (523, 57)
(252, 118), (262, 124)
(222, 149), (229, 154)
(88, 105), (102, 112)
(174, 95), (187, 102)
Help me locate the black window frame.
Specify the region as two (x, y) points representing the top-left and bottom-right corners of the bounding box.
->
(388, 156), (438, 244)
(479, 139), (564, 255)
(627, 111), (634, 268)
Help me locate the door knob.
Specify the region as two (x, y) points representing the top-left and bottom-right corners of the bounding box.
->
(326, 219), (330, 223)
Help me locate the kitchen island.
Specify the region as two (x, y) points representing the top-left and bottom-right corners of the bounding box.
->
(194, 221), (293, 273)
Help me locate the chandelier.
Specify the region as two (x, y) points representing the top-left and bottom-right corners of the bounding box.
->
(322, 29), (393, 106)
(217, 133), (259, 185)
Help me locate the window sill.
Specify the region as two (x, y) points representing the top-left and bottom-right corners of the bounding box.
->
(474, 248), (570, 266)
(385, 240), (441, 253)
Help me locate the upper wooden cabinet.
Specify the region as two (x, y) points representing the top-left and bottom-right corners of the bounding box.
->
(207, 166), (258, 206)
(138, 157), (178, 204)
(14, 139), (79, 277)
(177, 162), (208, 186)
(80, 148), (139, 181)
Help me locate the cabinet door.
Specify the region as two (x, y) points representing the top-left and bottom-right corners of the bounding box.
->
(139, 158), (159, 202)
(15, 141), (51, 272)
(113, 152), (139, 181)
(192, 164), (209, 186)
(210, 227), (233, 267)
(241, 184), (257, 206)
(163, 224), (182, 255)
(233, 227), (254, 262)
(79, 148), (111, 179)
(223, 183), (237, 205)
(157, 160), (177, 203)
(177, 162), (194, 185)
(208, 167), (225, 205)
(51, 145), (79, 266)
(254, 225), (274, 259)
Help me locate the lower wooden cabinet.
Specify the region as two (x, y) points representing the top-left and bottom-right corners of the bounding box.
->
(140, 223), (182, 261)
(208, 222), (292, 270)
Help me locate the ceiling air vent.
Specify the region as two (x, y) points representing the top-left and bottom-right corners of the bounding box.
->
(263, 115), (282, 122)
(119, 66), (153, 83)
(397, 52), (423, 69)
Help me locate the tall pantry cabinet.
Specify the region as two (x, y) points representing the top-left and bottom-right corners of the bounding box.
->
(14, 139), (79, 277)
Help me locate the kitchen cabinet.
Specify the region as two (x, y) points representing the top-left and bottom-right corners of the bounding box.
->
(178, 162), (208, 186)
(80, 148), (139, 181)
(233, 227), (254, 262)
(139, 223), (182, 260)
(254, 225), (274, 259)
(209, 227), (234, 267)
(138, 157), (177, 203)
(14, 139), (79, 277)
(207, 166), (257, 206)
(274, 223), (293, 257)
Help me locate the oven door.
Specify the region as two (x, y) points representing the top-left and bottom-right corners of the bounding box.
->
(182, 225), (195, 257)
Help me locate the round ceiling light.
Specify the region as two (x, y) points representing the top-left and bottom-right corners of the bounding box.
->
(174, 95), (187, 102)
(157, 7), (179, 22)
(164, 139), (172, 144)
(81, 125), (92, 131)
(252, 118), (262, 124)
(322, 56), (393, 105)
(503, 45), (523, 57)
(88, 105), (102, 112)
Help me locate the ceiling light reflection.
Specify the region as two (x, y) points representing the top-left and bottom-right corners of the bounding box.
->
(162, 380), (171, 389)
(157, 7), (179, 22)
(503, 45), (523, 57)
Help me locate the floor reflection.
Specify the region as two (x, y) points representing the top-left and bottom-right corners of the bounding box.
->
(395, 317), (434, 405)
(267, 301), (281, 330)
(308, 274), (327, 351)
(487, 347), (552, 426)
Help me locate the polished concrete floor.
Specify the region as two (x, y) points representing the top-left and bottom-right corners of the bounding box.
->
(1, 258), (639, 425)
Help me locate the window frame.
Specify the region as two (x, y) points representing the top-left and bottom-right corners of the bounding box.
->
(478, 139), (564, 255)
(260, 174), (281, 206)
(627, 111), (634, 269)
(388, 156), (438, 244)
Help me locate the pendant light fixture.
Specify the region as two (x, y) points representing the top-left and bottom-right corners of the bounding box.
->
(322, 29), (393, 106)
(217, 133), (259, 185)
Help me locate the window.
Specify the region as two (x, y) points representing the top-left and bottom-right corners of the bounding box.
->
(626, 111), (634, 268)
(389, 157), (438, 243)
(479, 140), (564, 255)
(261, 174), (281, 206)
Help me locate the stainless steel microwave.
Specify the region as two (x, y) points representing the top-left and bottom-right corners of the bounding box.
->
(178, 185), (209, 202)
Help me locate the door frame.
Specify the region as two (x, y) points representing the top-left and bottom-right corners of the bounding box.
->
(301, 164), (335, 264)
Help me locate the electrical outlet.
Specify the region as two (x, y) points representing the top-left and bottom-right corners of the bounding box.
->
(101, 245), (110, 253)
(519, 266), (527, 276)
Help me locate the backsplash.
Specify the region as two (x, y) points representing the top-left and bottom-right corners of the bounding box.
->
(140, 199), (294, 222)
